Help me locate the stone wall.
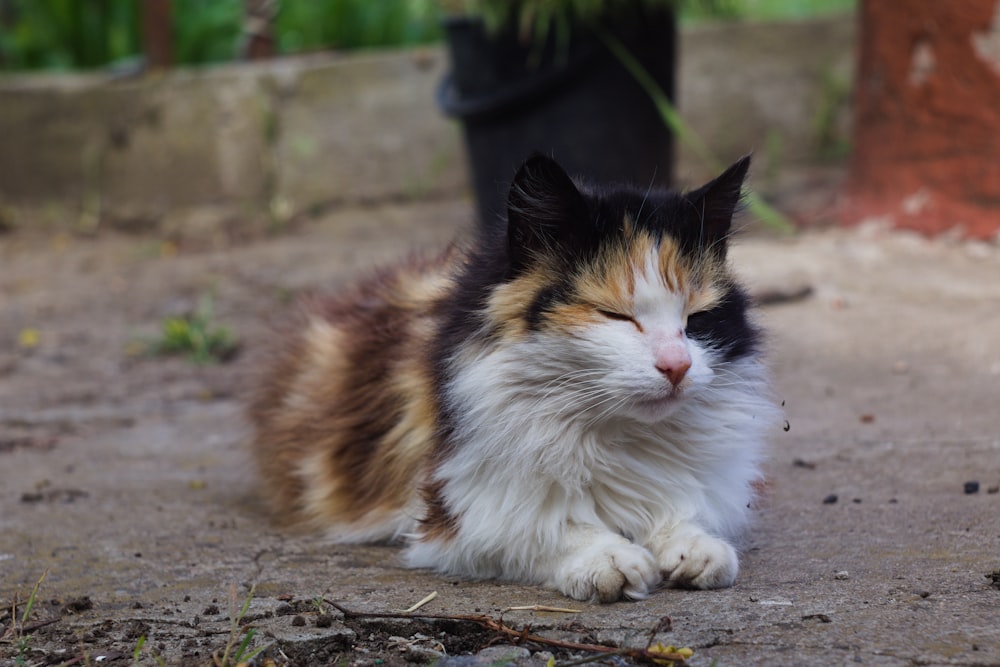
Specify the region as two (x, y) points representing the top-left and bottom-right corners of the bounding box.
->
(0, 17), (854, 237)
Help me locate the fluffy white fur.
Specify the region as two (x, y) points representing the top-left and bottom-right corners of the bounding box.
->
(405, 250), (779, 602)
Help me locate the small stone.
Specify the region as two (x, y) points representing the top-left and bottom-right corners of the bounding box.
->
(834, 571), (850, 580)
(859, 414), (875, 424)
(964, 481), (980, 494)
(61, 597), (93, 614)
(987, 485), (999, 494)
(203, 604), (220, 616)
(852, 498), (862, 504)
(918, 591), (931, 598)
(291, 615), (306, 627)
(823, 494), (838, 505)
(475, 646), (532, 663)
(315, 613), (333, 628)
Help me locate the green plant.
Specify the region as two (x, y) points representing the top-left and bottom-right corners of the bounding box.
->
(0, 0), (140, 70)
(172, 0), (244, 65)
(814, 65), (852, 159)
(131, 634), (167, 666)
(213, 584), (267, 667)
(148, 293), (238, 365)
(275, 0), (441, 52)
(3, 571), (47, 666)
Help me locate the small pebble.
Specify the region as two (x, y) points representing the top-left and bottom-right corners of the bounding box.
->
(834, 571), (850, 580)
(291, 615), (306, 627)
(823, 494), (838, 505)
(987, 485), (999, 494)
(315, 613), (333, 628)
(918, 591), (931, 598)
(964, 481), (980, 494)
(859, 414), (875, 424)
(852, 498), (862, 504)
(475, 646), (531, 662)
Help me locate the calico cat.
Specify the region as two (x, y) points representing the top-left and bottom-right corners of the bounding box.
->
(249, 154), (779, 602)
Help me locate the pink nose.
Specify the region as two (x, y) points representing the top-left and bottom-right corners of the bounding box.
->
(656, 353), (691, 386)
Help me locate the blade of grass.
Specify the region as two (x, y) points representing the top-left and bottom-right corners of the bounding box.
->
(20, 570), (47, 626)
(598, 28), (795, 233)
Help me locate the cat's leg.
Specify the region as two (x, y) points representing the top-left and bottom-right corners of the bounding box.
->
(646, 521), (739, 589)
(548, 524), (661, 602)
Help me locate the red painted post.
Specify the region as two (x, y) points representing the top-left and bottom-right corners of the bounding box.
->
(845, 0), (1000, 239)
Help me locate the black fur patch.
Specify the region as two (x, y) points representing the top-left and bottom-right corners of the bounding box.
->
(525, 282), (572, 330)
(685, 284), (759, 362)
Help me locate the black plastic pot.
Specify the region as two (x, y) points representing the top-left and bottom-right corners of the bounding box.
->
(438, 9), (677, 229)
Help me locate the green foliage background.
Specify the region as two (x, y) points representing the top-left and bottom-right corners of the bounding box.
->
(0, 0), (442, 71)
(0, 0), (853, 72)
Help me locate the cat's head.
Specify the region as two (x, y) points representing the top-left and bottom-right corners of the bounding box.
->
(495, 154), (758, 424)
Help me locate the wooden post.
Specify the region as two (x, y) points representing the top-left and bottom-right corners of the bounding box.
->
(243, 0), (276, 60)
(845, 0), (1000, 239)
(142, 0), (173, 69)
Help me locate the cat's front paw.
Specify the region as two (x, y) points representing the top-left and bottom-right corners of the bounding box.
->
(556, 539), (660, 602)
(652, 528), (739, 589)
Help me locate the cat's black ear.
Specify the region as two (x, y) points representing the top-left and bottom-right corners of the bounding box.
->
(684, 154), (751, 255)
(506, 153), (589, 272)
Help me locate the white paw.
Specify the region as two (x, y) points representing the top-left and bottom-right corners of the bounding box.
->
(654, 530), (739, 589)
(556, 539), (661, 603)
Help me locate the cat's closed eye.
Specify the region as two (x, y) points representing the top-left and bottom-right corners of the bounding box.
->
(596, 309), (643, 331)
(596, 308), (634, 322)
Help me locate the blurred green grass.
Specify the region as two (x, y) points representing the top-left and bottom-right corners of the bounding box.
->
(0, 0), (854, 73)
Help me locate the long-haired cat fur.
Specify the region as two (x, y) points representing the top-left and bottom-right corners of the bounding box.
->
(249, 154), (780, 602)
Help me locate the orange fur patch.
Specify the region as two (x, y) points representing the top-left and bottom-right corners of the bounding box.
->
(248, 251), (458, 538)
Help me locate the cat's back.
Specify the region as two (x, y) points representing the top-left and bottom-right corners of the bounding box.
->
(248, 248), (461, 540)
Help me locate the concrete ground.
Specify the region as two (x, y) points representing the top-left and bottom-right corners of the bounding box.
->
(1, 195), (998, 666)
